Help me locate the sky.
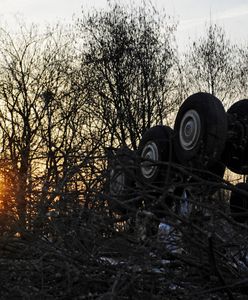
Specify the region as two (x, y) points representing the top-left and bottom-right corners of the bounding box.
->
(0, 0), (247, 51)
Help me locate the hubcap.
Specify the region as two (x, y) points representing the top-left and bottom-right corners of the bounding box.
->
(110, 168), (125, 195)
(141, 141), (159, 179)
(179, 109), (201, 151)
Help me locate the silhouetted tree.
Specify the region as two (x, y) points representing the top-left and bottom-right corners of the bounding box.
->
(236, 45), (248, 99)
(76, 2), (179, 150)
(0, 25), (95, 232)
(183, 24), (237, 106)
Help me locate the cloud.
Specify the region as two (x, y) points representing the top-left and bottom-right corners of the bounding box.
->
(215, 4), (248, 20)
(178, 4), (248, 32)
(178, 17), (205, 31)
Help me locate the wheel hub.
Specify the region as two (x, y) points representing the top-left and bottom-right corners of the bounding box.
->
(141, 141), (159, 179)
(110, 168), (125, 195)
(179, 109), (201, 151)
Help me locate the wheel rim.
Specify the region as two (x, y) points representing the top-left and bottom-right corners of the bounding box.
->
(110, 168), (125, 195)
(179, 109), (201, 151)
(141, 141), (159, 179)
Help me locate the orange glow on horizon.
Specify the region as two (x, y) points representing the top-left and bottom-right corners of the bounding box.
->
(0, 164), (16, 212)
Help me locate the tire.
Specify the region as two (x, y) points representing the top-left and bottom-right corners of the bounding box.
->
(108, 147), (139, 214)
(230, 183), (248, 223)
(174, 92), (227, 171)
(223, 99), (248, 174)
(208, 160), (226, 179)
(137, 125), (179, 214)
(189, 160), (226, 196)
(137, 125), (175, 185)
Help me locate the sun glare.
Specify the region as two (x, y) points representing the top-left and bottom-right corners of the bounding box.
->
(0, 167), (15, 212)
(0, 172), (6, 209)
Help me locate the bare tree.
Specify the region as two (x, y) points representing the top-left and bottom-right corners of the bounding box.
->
(183, 24), (237, 106)
(0, 24), (95, 232)
(236, 45), (248, 99)
(76, 2), (179, 150)
(0, 26), (48, 229)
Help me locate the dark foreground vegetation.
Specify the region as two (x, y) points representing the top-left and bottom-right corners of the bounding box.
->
(1, 178), (248, 299)
(0, 1), (248, 299)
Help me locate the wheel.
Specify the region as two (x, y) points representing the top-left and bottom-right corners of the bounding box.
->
(137, 125), (175, 185)
(230, 183), (248, 223)
(207, 160), (226, 179)
(195, 160), (226, 184)
(190, 160), (226, 196)
(174, 92), (227, 171)
(223, 99), (248, 174)
(137, 125), (179, 214)
(108, 147), (139, 214)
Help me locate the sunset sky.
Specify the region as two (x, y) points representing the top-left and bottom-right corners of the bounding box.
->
(0, 0), (247, 50)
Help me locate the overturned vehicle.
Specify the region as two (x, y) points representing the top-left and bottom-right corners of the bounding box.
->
(107, 92), (248, 230)
(102, 91), (248, 298)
